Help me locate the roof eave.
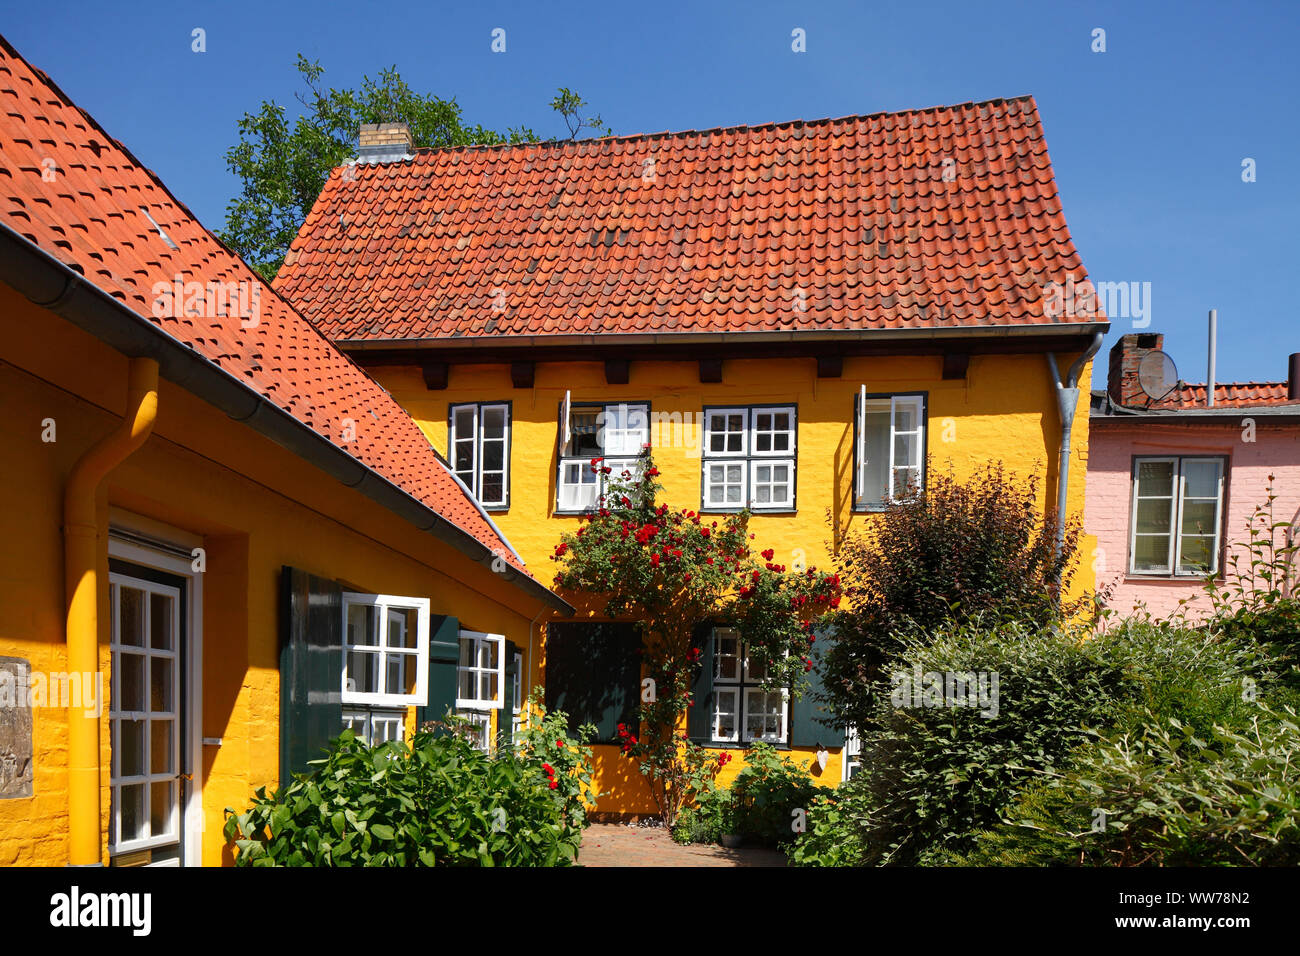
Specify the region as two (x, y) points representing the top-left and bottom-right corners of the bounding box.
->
(0, 221), (572, 615)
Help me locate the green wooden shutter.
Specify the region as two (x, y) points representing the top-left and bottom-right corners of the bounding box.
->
(545, 622), (640, 743)
(279, 566), (344, 785)
(686, 622), (716, 743)
(788, 630), (839, 748)
(499, 639), (519, 749)
(416, 615), (460, 731)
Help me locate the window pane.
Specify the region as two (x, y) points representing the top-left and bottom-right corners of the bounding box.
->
(1179, 535), (1215, 573)
(347, 604), (378, 647)
(481, 405), (506, 439)
(387, 607), (419, 649)
(482, 440), (505, 471)
(459, 637), (473, 667)
(570, 411), (600, 456)
(150, 780), (174, 838)
(119, 718), (145, 776)
(1137, 460), (1175, 497)
(1182, 460), (1220, 499)
(860, 401), (890, 505)
(150, 719), (173, 775)
(1135, 497), (1173, 535)
(150, 657), (172, 713)
(120, 784), (145, 842)
(1133, 534), (1172, 573)
(894, 433), (918, 470)
(1181, 500), (1218, 535)
(481, 474), (504, 504)
(893, 466), (920, 500)
(119, 653), (144, 712)
(894, 399), (919, 433)
(348, 650), (379, 695)
(150, 593), (173, 650)
(119, 587), (144, 647)
(715, 632), (739, 681)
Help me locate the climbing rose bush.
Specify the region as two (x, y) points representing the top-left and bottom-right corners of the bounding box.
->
(550, 453), (840, 824)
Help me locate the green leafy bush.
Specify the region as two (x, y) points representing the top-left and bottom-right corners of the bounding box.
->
(785, 785), (871, 867)
(788, 617), (1278, 865)
(515, 688), (600, 828)
(948, 706), (1300, 867)
(824, 462), (1081, 734)
(730, 742), (827, 846)
(223, 727), (586, 866)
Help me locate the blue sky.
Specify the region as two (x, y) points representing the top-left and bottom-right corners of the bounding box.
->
(6, 0), (1297, 384)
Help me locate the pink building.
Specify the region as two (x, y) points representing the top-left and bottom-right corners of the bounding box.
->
(1087, 334), (1300, 620)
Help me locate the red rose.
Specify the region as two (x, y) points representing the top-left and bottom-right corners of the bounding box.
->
(651, 553), (660, 567)
(556, 740), (565, 748)
(542, 763), (553, 774)
(762, 549), (775, 560)
(549, 780), (558, 790)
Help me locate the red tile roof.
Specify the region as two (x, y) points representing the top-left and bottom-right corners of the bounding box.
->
(1170, 381), (1296, 409)
(276, 97), (1100, 342)
(0, 36), (535, 580)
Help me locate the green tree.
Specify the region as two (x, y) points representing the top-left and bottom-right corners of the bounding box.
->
(219, 56), (604, 280)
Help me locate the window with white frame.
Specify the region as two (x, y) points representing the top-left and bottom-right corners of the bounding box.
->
(855, 391), (925, 508)
(557, 397), (650, 512)
(343, 709), (405, 747)
(702, 406), (796, 511)
(1130, 457), (1226, 575)
(448, 402), (510, 509)
(711, 628), (789, 744)
(455, 709), (493, 752)
(341, 593), (430, 708)
(457, 630), (505, 709)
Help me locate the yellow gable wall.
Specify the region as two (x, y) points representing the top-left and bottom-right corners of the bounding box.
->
(370, 351), (1098, 814)
(0, 285), (546, 865)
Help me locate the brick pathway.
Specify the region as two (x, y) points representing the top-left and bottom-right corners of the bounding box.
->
(577, 823), (788, 867)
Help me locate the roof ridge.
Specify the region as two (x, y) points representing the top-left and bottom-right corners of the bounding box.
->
(353, 94), (1039, 165)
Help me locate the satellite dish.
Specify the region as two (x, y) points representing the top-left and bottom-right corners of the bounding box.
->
(1138, 350), (1179, 401)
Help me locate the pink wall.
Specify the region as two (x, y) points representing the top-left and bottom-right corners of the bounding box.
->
(1086, 419), (1300, 620)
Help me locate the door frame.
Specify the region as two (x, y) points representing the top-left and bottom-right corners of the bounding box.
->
(108, 515), (204, 868)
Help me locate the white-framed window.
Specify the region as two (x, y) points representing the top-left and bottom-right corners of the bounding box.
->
(843, 725), (862, 781)
(711, 628), (789, 744)
(455, 709), (493, 752)
(109, 572), (182, 855)
(343, 708), (406, 747)
(557, 397), (650, 512)
(457, 630), (505, 709)
(856, 390), (925, 509)
(1129, 456), (1226, 575)
(449, 402), (510, 509)
(341, 593), (430, 708)
(511, 650), (524, 740)
(702, 406), (796, 511)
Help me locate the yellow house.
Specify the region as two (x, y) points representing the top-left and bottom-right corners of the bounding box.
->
(0, 36), (568, 866)
(277, 100), (1108, 814)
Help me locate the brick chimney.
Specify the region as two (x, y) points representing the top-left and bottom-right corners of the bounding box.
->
(356, 123), (414, 163)
(1108, 333), (1165, 407)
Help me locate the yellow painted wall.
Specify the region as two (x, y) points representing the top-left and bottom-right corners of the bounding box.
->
(0, 284), (548, 865)
(373, 351), (1096, 814)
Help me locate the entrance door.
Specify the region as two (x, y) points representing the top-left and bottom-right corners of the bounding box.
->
(108, 565), (186, 866)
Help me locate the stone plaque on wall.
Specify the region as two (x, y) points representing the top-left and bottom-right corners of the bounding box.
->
(0, 657), (33, 798)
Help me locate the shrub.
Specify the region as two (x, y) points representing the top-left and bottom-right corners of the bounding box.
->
(824, 462), (1081, 733)
(790, 617), (1275, 865)
(729, 742), (827, 846)
(785, 785), (871, 867)
(949, 706), (1300, 867)
(515, 688), (600, 828)
(223, 727), (586, 866)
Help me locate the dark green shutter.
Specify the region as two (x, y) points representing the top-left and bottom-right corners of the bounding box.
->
(788, 629), (839, 748)
(545, 622), (640, 743)
(499, 639), (519, 749)
(279, 566), (344, 785)
(417, 615), (460, 731)
(686, 622), (716, 743)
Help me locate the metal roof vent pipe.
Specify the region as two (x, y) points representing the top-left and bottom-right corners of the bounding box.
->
(1207, 309), (1217, 407)
(1289, 352), (1300, 402)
